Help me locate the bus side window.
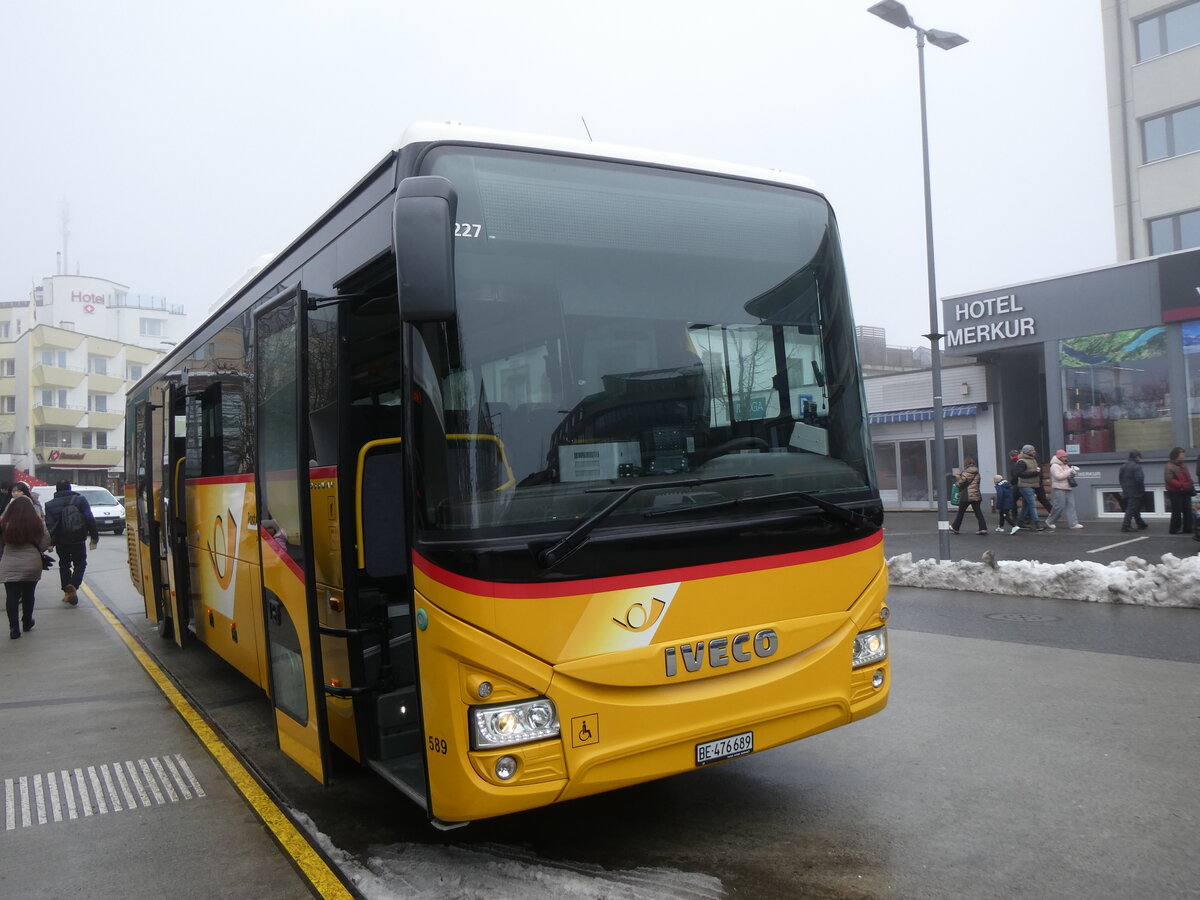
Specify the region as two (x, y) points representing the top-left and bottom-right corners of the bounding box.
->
(360, 445), (407, 578)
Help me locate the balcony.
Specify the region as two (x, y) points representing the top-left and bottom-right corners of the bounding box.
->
(33, 364), (86, 389)
(86, 410), (124, 431)
(31, 328), (84, 351)
(32, 404), (86, 427)
(86, 372), (125, 394)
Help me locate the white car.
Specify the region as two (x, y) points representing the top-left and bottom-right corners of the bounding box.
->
(31, 485), (127, 535)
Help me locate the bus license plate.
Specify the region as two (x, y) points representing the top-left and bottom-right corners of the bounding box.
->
(695, 731), (753, 766)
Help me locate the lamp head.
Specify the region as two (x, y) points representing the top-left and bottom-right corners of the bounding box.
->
(867, 0), (913, 29)
(927, 28), (969, 50)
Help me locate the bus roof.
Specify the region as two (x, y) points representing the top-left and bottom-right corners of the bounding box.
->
(395, 122), (821, 194)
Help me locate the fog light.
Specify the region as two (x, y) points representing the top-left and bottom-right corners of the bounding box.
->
(852, 626), (888, 669)
(477, 681), (493, 699)
(872, 669), (885, 688)
(495, 756), (517, 780)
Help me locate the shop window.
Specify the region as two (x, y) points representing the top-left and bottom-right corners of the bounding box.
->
(1061, 328), (1170, 455)
(872, 442), (897, 491)
(1184, 321), (1200, 446)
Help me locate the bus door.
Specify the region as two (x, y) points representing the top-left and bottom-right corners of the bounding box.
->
(253, 287), (331, 783)
(158, 382), (192, 647)
(134, 398), (165, 625)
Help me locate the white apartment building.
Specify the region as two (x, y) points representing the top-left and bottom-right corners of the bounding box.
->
(1103, 0), (1200, 259)
(0, 274), (189, 488)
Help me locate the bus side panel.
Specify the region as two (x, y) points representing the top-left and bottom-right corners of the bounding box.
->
(185, 476), (269, 690)
(414, 594), (563, 823)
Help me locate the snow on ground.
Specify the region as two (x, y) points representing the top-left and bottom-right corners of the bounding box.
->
(888, 551), (1200, 608)
(298, 813), (726, 900)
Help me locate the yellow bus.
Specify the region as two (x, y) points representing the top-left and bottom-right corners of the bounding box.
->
(125, 123), (890, 827)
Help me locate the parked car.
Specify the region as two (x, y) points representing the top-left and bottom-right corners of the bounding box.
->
(31, 485), (126, 535)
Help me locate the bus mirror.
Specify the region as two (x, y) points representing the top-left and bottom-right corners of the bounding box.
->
(394, 175), (457, 322)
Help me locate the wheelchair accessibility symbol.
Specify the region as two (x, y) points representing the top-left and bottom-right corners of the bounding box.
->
(571, 714), (600, 748)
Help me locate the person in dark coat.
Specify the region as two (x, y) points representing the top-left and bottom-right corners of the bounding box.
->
(0, 495), (52, 638)
(44, 481), (99, 606)
(1118, 450), (1148, 532)
(993, 474), (1018, 533)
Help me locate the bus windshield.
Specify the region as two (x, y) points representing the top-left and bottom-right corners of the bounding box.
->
(410, 146), (873, 538)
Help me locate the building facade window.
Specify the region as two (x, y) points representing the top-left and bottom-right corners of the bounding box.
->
(1149, 208), (1200, 254)
(88, 394), (108, 413)
(139, 317), (165, 337)
(1142, 102), (1200, 163)
(1136, 1), (1200, 62)
(127, 364), (143, 381)
(0, 323), (9, 339)
(97, 432), (108, 450)
(39, 389), (69, 408)
(0, 396), (14, 414)
(0, 359), (14, 376)
(88, 355), (108, 375)
(35, 429), (71, 447)
(1061, 327), (1170, 455)
(38, 349), (67, 368)
(82, 432), (92, 449)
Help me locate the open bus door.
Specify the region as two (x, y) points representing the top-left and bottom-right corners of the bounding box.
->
(157, 382), (192, 647)
(134, 398), (166, 626)
(253, 287), (331, 783)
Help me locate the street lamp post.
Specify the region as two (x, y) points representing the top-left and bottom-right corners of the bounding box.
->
(868, 0), (967, 561)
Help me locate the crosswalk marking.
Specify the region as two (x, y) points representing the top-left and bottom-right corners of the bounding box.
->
(2, 755), (204, 832)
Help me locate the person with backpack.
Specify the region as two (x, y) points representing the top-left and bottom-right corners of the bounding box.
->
(44, 480), (99, 606)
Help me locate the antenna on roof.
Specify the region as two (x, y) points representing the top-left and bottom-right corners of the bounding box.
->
(580, 116), (594, 141)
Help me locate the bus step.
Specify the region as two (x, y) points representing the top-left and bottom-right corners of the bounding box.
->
(375, 686), (421, 757)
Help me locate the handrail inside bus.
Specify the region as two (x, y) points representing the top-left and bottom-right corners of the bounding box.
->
(355, 437), (403, 570)
(445, 433), (516, 491)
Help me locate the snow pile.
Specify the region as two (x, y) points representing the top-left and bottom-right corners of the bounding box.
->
(298, 813), (725, 900)
(887, 551), (1200, 608)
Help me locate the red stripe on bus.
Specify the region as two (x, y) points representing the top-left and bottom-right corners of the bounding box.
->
(186, 474), (255, 486)
(412, 531), (883, 599)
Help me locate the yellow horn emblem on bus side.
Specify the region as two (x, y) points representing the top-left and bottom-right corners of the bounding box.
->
(613, 598), (667, 632)
(207, 510), (238, 590)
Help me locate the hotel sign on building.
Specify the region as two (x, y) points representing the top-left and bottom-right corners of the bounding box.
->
(945, 294), (1036, 348)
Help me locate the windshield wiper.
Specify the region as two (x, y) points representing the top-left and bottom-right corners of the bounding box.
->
(535, 474), (769, 569)
(643, 489), (877, 531)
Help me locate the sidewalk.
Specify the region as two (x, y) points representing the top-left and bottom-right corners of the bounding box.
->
(0, 581), (314, 900)
(882, 509), (1200, 567)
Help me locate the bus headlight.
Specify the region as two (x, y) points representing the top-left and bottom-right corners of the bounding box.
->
(470, 698), (560, 749)
(852, 626), (888, 669)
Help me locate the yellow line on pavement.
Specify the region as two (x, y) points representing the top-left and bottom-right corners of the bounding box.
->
(82, 585), (354, 900)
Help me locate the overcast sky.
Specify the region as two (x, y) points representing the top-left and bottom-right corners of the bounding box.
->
(0, 0), (1114, 349)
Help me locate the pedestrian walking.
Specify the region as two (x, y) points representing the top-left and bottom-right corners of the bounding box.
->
(0, 495), (52, 639)
(10, 482), (44, 520)
(992, 474), (1018, 532)
(1163, 446), (1195, 534)
(1012, 444), (1047, 531)
(1045, 449), (1083, 529)
(949, 457), (988, 534)
(44, 480), (98, 606)
(1119, 450), (1148, 532)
